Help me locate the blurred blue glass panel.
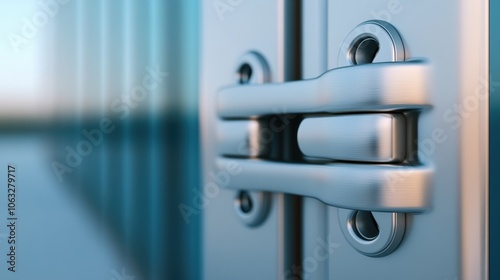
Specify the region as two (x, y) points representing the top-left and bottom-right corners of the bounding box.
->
(491, 0), (500, 278)
(0, 1), (200, 279)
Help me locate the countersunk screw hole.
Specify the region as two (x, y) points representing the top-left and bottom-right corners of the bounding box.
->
(237, 63), (253, 84)
(238, 191), (253, 214)
(351, 37), (380, 65)
(352, 211), (380, 241)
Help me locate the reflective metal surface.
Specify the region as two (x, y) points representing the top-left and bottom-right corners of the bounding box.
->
(338, 20), (405, 67)
(298, 114), (405, 163)
(338, 209), (405, 257)
(324, 1), (488, 279)
(218, 61), (429, 118)
(217, 119), (265, 158)
(201, 0), (490, 278)
(233, 190), (272, 227)
(234, 52), (272, 85)
(216, 157), (432, 212)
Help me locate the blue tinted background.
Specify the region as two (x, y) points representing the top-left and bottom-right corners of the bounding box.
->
(491, 0), (500, 278)
(0, 1), (200, 279)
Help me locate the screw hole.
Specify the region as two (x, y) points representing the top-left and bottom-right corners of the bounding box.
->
(350, 36), (380, 65)
(238, 191), (253, 214)
(237, 63), (253, 84)
(352, 211), (380, 241)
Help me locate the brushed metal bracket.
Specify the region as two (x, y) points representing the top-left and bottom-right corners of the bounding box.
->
(218, 61), (429, 119)
(216, 157), (431, 213)
(335, 20), (408, 257)
(215, 21), (432, 210)
(215, 21), (431, 256)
